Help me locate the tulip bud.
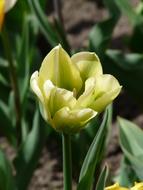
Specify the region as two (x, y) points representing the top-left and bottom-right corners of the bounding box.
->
(30, 45), (121, 133)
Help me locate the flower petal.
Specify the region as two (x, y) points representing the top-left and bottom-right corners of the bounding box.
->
(131, 182), (143, 190)
(90, 74), (122, 112)
(30, 71), (44, 103)
(76, 74), (121, 112)
(43, 81), (77, 117)
(71, 52), (103, 82)
(30, 71), (50, 121)
(38, 44), (82, 92)
(75, 77), (97, 108)
(52, 107), (97, 133)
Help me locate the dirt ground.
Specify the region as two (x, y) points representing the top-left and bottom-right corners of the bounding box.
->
(1, 0), (143, 189)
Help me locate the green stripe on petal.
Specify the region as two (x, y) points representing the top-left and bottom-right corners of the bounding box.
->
(52, 107), (97, 133)
(38, 44), (82, 93)
(71, 52), (103, 82)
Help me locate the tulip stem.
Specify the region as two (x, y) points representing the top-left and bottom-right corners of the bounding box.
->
(62, 133), (72, 190)
(1, 26), (21, 144)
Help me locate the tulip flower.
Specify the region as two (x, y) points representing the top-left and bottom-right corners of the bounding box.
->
(30, 44), (121, 133)
(131, 182), (143, 190)
(105, 183), (128, 190)
(0, 0), (17, 29)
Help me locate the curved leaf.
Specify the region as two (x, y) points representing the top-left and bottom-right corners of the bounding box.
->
(77, 108), (109, 190)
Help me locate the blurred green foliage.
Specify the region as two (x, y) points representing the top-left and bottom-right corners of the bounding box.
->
(89, 0), (143, 105)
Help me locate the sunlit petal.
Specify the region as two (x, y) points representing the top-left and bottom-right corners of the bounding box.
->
(71, 52), (102, 82)
(39, 44), (82, 92)
(53, 107), (97, 133)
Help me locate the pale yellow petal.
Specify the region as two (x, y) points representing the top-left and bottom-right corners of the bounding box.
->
(43, 81), (77, 117)
(71, 52), (103, 82)
(30, 71), (50, 122)
(75, 77), (96, 108)
(30, 71), (44, 103)
(89, 74), (121, 112)
(105, 183), (128, 190)
(52, 107), (97, 133)
(76, 75), (121, 112)
(131, 182), (143, 190)
(39, 44), (82, 92)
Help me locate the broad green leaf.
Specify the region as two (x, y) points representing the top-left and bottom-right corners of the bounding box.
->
(0, 150), (15, 190)
(96, 165), (108, 190)
(72, 116), (100, 173)
(77, 108), (109, 190)
(118, 117), (143, 180)
(14, 110), (49, 190)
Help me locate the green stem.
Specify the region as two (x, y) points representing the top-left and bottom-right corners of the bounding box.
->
(1, 26), (21, 142)
(62, 133), (72, 190)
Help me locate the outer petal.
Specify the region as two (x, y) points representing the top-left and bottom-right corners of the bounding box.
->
(76, 75), (121, 112)
(30, 71), (44, 103)
(52, 107), (97, 133)
(71, 52), (103, 82)
(30, 71), (50, 121)
(43, 80), (77, 117)
(38, 44), (82, 93)
(105, 183), (128, 190)
(89, 74), (122, 112)
(131, 182), (143, 190)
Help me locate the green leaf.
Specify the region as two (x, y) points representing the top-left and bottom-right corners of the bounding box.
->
(77, 108), (109, 190)
(6, 1), (29, 33)
(0, 100), (16, 145)
(115, 0), (142, 25)
(114, 156), (138, 187)
(89, 0), (120, 56)
(28, 0), (59, 47)
(17, 15), (30, 106)
(0, 149), (15, 190)
(14, 110), (48, 190)
(118, 117), (143, 180)
(96, 165), (108, 190)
